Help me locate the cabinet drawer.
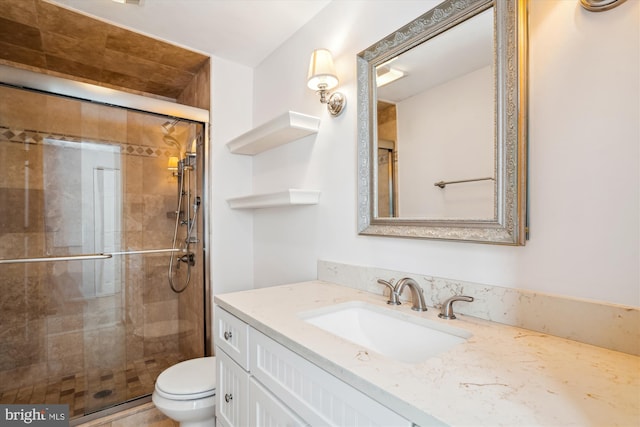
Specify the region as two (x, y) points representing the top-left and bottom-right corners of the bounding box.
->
(215, 306), (250, 369)
(216, 349), (249, 427)
(249, 329), (412, 427)
(249, 377), (308, 427)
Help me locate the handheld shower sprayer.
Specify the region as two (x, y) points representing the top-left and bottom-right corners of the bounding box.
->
(162, 119), (182, 152)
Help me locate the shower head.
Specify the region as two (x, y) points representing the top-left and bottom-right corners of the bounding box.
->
(163, 134), (182, 153)
(161, 119), (179, 134)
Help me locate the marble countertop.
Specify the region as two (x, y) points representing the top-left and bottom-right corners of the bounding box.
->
(214, 281), (640, 426)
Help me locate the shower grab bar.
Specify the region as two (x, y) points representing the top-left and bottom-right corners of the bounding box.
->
(0, 253), (112, 264)
(0, 248), (182, 264)
(434, 177), (494, 189)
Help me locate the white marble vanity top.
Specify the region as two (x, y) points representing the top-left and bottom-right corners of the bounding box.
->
(214, 281), (640, 426)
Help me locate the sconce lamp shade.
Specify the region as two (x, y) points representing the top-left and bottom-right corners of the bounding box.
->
(167, 156), (179, 170)
(307, 48), (339, 91)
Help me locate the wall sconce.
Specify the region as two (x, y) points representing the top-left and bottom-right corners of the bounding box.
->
(307, 48), (346, 117)
(580, 0), (626, 11)
(168, 156), (179, 177)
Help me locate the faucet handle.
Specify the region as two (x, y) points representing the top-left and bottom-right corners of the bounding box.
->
(438, 295), (474, 320)
(377, 279), (400, 305)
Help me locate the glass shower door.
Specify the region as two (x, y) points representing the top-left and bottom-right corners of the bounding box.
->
(0, 84), (205, 419)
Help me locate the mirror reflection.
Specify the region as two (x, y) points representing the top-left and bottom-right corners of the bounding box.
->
(357, 0), (528, 244)
(375, 8), (495, 220)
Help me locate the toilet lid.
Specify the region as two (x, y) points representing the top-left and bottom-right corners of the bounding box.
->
(155, 357), (216, 400)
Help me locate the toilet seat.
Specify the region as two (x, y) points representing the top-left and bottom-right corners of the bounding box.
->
(155, 356), (216, 401)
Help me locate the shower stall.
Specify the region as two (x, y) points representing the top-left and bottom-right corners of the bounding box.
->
(0, 82), (208, 421)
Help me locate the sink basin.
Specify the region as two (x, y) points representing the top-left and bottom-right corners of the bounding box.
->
(300, 302), (471, 364)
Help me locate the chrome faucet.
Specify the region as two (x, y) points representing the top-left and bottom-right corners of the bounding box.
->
(394, 277), (428, 311)
(438, 295), (474, 319)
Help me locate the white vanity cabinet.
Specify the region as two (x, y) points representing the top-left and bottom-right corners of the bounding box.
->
(214, 306), (412, 427)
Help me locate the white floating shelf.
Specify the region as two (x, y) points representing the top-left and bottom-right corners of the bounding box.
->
(227, 189), (321, 210)
(226, 111), (321, 155)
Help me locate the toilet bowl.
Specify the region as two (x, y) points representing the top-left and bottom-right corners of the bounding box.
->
(152, 357), (216, 427)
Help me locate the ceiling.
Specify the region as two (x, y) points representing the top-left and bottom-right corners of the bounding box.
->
(47, 0), (332, 68)
(376, 7), (493, 103)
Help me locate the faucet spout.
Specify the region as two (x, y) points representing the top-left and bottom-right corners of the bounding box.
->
(394, 277), (428, 311)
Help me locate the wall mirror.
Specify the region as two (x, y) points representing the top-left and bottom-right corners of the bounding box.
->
(357, 0), (528, 245)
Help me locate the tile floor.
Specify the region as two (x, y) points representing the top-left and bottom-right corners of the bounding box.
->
(77, 402), (177, 427)
(0, 353), (183, 420)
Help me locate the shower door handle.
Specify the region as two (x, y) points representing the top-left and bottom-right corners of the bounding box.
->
(0, 253), (112, 264)
(0, 248), (183, 264)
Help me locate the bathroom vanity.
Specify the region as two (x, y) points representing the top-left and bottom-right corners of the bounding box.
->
(213, 281), (639, 426)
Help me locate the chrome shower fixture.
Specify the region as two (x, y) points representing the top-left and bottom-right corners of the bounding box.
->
(187, 137), (198, 156)
(168, 136), (199, 294)
(181, 153), (197, 171)
(161, 119), (179, 134)
(162, 119), (182, 152)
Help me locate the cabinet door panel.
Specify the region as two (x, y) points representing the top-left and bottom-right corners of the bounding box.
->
(249, 377), (309, 427)
(216, 350), (249, 427)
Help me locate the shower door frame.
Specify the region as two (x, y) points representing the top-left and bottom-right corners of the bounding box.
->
(0, 64), (213, 422)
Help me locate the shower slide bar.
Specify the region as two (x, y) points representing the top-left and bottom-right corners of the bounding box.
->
(434, 177), (494, 189)
(0, 248), (180, 264)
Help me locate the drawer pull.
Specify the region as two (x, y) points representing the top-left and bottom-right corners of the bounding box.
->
(224, 393), (233, 403)
(223, 331), (233, 341)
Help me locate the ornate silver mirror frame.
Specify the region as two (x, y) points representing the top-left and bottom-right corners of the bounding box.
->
(357, 0), (528, 245)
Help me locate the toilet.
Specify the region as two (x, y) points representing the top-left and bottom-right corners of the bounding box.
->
(152, 357), (216, 427)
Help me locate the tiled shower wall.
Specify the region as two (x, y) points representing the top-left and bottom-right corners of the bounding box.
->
(0, 85), (204, 397)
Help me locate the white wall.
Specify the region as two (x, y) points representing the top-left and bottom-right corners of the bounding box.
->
(209, 56), (255, 295)
(226, 0), (638, 306)
(396, 65), (494, 218)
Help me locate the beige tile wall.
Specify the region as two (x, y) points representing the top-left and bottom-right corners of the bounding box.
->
(1, 0), (209, 103)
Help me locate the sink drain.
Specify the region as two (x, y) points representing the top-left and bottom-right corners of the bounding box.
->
(93, 389), (112, 399)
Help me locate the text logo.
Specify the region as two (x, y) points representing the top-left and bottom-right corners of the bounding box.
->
(1, 405), (68, 426)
